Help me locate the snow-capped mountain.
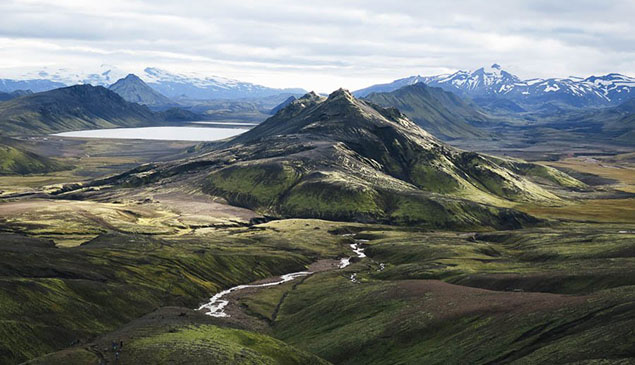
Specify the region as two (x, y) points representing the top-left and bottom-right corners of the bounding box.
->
(141, 67), (306, 100)
(0, 66), (306, 100)
(18, 65), (129, 87)
(355, 64), (635, 109)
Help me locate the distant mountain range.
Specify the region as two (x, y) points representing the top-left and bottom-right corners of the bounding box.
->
(0, 66), (306, 101)
(0, 79), (66, 93)
(141, 67), (306, 100)
(355, 64), (635, 110)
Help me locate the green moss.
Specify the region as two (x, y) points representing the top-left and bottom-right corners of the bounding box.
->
(409, 163), (460, 193)
(0, 144), (67, 175)
(206, 162), (302, 210)
(281, 176), (383, 221)
(269, 268), (635, 365)
(128, 325), (329, 365)
(0, 233), (313, 364)
(489, 156), (586, 189)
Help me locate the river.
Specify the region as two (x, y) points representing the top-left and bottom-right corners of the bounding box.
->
(198, 238), (368, 317)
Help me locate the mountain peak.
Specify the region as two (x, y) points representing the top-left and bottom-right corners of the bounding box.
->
(299, 91), (321, 101)
(327, 88), (354, 101)
(491, 63), (501, 70)
(123, 73), (143, 82)
(329, 88), (352, 96)
(109, 73), (172, 106)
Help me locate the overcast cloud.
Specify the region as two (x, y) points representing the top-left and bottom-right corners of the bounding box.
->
(0, 0), (633, 92)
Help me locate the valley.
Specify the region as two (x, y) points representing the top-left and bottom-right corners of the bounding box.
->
(0, 87), (633, 364)
(2, 1), (633, 363)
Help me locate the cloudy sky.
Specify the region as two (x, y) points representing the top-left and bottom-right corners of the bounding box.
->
(0, 0), (634, 92)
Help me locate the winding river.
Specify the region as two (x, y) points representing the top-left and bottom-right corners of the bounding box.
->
(198, 238), (368, 317)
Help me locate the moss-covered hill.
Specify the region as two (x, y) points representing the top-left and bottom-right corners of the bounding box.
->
(60, 89), (585, 229)
(26, 308), (329, 365)
(0, 138), (67, 175)
(199, 89), (582, 228)
(363, 82), (490, 140)
(235, 226), (635, 364)
(0, 230), (314, 364)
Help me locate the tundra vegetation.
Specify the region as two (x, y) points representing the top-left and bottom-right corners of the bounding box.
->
(0, 90), (633, 364)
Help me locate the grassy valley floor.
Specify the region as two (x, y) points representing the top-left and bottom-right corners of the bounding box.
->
(0, 138), (633, 364)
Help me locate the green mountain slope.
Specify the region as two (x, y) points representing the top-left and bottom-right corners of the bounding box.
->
(70, 89), (584, 229)
(28, 311), (330, 365)
(109, 74), (174, 106)
(363, 82), (490, 139)
(0, 85), (160, 135)
(0, 137), (67, 175)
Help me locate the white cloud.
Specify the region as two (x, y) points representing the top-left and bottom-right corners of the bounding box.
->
(0, 0), (633, 92)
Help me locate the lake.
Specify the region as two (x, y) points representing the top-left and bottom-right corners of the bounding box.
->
(53, 126), (250, 141)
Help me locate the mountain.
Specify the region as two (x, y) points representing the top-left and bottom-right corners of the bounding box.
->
(270, 96), (297, 114)
(355, 64), (635, 110)
(0, 85), (161, 135)
(362, 83), (490, 139)
(73, 89), (583, 229)
(1, 66), (307, 100)
(142, 67), (307, 100)
(109, 74), (173, 106)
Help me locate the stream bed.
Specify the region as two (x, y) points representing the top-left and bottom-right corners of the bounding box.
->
(198, 238), (368, 317)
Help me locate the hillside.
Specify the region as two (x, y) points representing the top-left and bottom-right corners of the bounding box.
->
(0, 85), (168, 135)
(68, 89), (584, 230)
(363, 82), (490, 139)
(0, 90), (32, 102)
(0, 137), (67, 175)
(109, 74), (174, 106)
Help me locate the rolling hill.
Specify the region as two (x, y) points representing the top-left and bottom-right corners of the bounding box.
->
(363, 82), (490, 139)
(0, 137), (67, 175)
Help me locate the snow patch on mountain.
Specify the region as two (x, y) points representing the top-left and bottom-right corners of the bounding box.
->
(355, 65), (635, 108)
(1, 66), (306, 100)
